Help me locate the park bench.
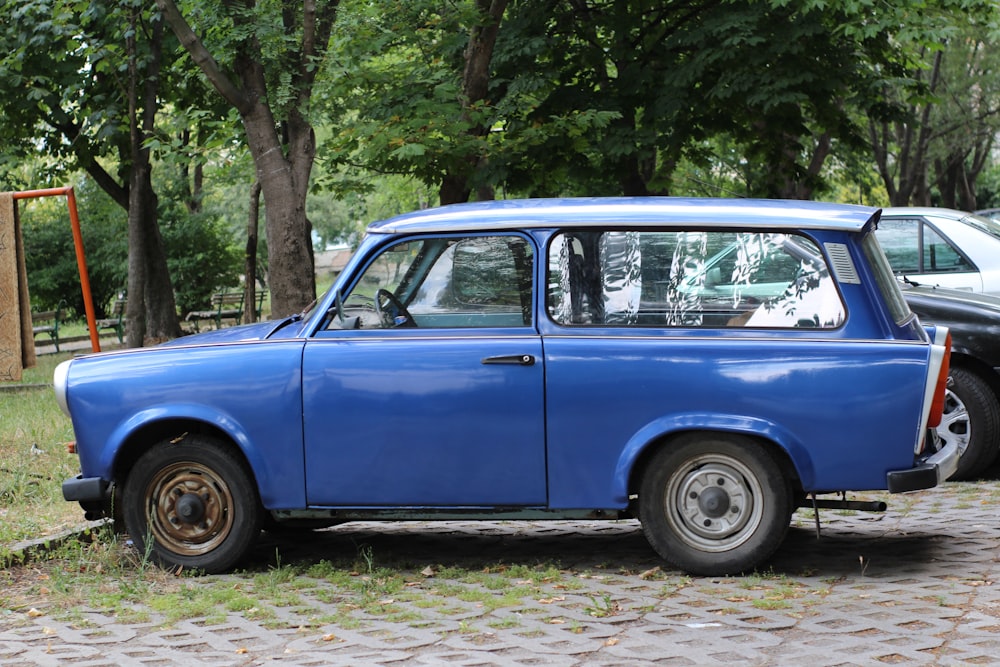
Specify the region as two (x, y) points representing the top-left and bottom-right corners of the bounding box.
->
(184, 288), (269, 332)
(185, 289), (244, 332)
(32, 299), (67, 352)
(95, 295), (126, 344)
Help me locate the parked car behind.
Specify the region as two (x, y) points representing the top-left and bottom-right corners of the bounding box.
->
(902, 282), (1000, 479)
(59, 198), (955, 577)
(876, 207), (1000, 295)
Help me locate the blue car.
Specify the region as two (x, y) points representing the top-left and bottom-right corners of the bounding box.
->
(59, 198), (956, 576)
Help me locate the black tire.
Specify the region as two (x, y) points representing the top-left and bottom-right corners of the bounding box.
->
(122, 434), (261, 573)
(638, 433), (792, 576)
(936, 367), (1000, 481)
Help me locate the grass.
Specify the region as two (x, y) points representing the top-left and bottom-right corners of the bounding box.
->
(0, 350), (83, 550)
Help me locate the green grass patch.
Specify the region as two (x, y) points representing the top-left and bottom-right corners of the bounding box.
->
(1, 354), (90, 547)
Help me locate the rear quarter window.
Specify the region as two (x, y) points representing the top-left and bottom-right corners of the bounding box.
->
(862, 231), (912, 325)
(547, 230), (845, 329)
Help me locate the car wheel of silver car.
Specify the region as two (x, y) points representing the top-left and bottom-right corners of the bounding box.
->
(639, 433), (791, 576)
(935, 367), (1000, 481)
(122, 435), (261, 573)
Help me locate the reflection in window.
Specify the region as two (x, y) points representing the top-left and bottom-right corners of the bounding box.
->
(547, 230), (845, 329)
(331, 235), (534, 330)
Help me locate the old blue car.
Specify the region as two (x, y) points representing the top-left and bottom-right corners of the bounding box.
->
(59, 198), (956, 576)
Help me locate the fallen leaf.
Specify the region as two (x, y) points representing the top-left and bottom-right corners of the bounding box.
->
(639, 566), (661, 580)
(42, 627), (55, 635)
(548, 618), (565, 624)
(605, 637), (620, 647)
(235, 647), (248, 655)
(27, 609), (43, 618)
(421, 566), (436, 577)
(538, 596), (565, 604)
(321, 633), (338, 642)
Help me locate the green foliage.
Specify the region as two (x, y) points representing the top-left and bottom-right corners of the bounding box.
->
(21, 181), (127, 318)
(21, 172), (244, 319)
(161, 211), (243, 317)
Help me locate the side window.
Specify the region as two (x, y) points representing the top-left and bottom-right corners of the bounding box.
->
(875, 218), (973, 274)
(875, 218), (920, 273)
(332, 235), (533, 330)
(922, 225), (973, 273)
(547, 230), (844, 329)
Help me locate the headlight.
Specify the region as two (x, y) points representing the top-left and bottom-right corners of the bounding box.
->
(53, 359), (72, 417)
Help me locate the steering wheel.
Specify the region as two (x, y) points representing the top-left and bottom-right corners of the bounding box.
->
(374, 289), (416, 328)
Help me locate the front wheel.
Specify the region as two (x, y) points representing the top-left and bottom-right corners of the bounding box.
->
(934, 367), (1000, 481)
(122, 435), (261, 573)
(638, 433), (791, 576)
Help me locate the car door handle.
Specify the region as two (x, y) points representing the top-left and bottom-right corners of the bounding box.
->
(481, 354), (535, 366)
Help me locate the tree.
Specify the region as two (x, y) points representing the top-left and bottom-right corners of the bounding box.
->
(867, 3), (1000, 207)
(0, 0), (182, 346)
(156, 0), (340, 318)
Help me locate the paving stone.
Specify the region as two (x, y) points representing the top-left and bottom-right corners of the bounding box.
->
(7, 480), (1000, 664)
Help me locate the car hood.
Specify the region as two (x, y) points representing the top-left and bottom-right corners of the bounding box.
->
(160, 318), (308, 347)
(902, 283), (1000, 315)
(902, 283), (1000, 365)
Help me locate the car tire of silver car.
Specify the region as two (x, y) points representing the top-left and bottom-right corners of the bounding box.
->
(638, 433), (792, 577)
(937, 367), (1000, 481)
(122, 435), (261, 574)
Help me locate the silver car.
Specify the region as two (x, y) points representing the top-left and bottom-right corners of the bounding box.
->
(877, 207), (1000, 295)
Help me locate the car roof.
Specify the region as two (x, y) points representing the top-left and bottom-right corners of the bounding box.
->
(367, 197), (880, 235)
(880, 207), (972, 219)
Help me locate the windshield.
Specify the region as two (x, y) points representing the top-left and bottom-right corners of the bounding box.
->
(961, 213), (1000, 241)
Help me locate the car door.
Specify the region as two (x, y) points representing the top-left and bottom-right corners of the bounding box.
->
(876, 217), (983, 292)
(301, 234), (547, 507)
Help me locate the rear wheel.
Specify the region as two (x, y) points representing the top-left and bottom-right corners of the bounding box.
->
(935, 367), (1000, 481)
(122, 435), (261, 573)
(639, 433), (791, 576)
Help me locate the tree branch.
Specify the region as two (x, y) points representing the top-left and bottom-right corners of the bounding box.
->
(155, 0), (250, 114)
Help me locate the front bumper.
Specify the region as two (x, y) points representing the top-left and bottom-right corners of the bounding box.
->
(885, 439), (960, 493)
(62, 475), (112, 520)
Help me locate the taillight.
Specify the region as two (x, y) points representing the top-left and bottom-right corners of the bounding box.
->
(927, 331), (952, 428)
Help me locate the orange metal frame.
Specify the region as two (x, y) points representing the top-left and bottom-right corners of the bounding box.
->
(12, 186), (101, 353)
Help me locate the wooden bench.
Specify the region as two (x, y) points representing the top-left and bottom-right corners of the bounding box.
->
(185, 290), (245, 332)
(95, 296), (126, 343)
(32, 300), (67, 352)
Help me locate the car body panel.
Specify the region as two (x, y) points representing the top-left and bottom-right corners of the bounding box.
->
(63, 341), (308, 509)
(301, 332), (546, 506)
(903, 284), (1000, 369)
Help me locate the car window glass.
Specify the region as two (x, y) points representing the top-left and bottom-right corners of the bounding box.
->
(921, 225), (973, 273)
(875, 217), (973, 275)
(874, 218), (920, 273)
(547, 230), (844, 328)
(330, 235), (533, 329)
(862, 232), (911, 324)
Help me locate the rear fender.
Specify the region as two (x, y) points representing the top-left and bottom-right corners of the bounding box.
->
(613, 412), (811, 503)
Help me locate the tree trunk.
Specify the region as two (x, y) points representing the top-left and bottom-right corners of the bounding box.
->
(156, 0), (337, 318)
(243, 181), (262, 324)
(125, 6), (180, 347)
(438, 0), (509, 205)
(239, 102), (316, 318)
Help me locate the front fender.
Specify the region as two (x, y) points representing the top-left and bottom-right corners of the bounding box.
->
(99, 403), (275, 504)
(611, 412), (814, 503)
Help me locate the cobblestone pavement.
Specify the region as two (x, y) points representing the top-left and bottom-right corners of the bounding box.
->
(3, 481), (1000, 666)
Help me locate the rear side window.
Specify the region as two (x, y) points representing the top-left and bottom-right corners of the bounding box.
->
(875, 217), (974, 274)
(861, 231), (912, 325)
(547, 230), (845, 329)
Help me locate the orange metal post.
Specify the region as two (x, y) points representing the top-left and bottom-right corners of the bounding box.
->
(12, 186), (101, 353)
